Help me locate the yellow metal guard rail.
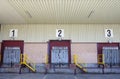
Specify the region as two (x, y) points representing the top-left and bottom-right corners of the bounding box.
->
(98, 54), (104, 65)
(45, 54), (48, 64)
(20, 54), (36, 72)
(73, 54), (87, 72)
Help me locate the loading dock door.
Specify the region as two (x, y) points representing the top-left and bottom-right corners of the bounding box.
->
(3, 47), (21, 64)
(51, 47), (68, 64)
(1, 40), (24, 65)
(103, 47), (120, 66)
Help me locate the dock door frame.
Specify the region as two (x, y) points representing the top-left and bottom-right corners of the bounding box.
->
(48, 40), (71, 64)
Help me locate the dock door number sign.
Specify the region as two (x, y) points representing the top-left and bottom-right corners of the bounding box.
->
(9, 29), (18, 38)
(56, 29), (64, 37)
(105, 29), (113, 38)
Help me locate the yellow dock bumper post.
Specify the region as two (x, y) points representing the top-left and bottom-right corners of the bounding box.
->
(73, 54), (77, 74)
(73, 54), (77, 64)
(45, 54), (49, 74)
(102, 54), (105, 74)
(19, 54), (23, 74)
(19, 54), (27, 74)
(45, 54), (48, 64)
(98, 54), (105, 74)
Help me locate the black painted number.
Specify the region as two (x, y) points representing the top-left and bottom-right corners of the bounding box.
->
(58, 30), (62, 37)
(12, 30), (15, 37)
(107, 30), (111, 37)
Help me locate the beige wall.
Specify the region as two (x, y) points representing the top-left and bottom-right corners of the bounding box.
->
(71, 43), (97, 63)
(24, 43), (48, 63)
(23, 43), (97, 63)
(1, 24), (120, 42)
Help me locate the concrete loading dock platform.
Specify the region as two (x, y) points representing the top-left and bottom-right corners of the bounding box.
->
(0, 73), (120, 79)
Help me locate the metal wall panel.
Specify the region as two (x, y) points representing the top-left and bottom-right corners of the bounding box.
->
(1, 24), (120, 42)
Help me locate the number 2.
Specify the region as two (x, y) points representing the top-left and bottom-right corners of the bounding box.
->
(58, 30), (62, 37)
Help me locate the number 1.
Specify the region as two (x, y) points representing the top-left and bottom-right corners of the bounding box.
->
(12, 30), (15, 37)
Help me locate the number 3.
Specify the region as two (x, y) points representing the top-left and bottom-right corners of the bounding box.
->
(107, 30), (111, 37)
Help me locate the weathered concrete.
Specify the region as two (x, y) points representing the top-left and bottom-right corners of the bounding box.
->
(0, 73), (120, 79)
